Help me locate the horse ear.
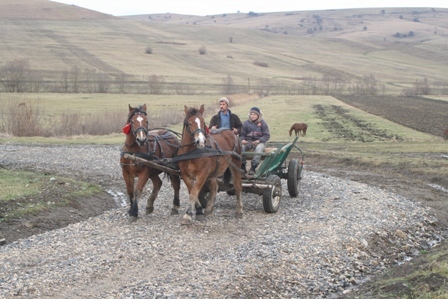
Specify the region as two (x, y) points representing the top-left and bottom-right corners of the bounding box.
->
(199, 104), (204, 114)
(128, 104), (133, 112)
(184, 105), (189, 114)
(142, 104), (147, 111)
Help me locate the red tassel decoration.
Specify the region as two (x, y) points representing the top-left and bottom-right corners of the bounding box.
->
(122, 123), (131, 134)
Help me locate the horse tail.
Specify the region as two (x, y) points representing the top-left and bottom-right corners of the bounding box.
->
(303, 124), (307, 136)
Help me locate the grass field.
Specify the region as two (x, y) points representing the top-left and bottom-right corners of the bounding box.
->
(0, 93), (443, 144)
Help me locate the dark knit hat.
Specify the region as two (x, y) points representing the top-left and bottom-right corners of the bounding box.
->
(250, 107), (261, 117)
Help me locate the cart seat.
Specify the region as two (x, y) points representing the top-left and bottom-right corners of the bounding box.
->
(242, 147), (277, 160)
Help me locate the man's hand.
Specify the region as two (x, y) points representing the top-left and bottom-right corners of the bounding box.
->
(253, 140), (260, 146)
(232, 128), (238, 134)
(241, 140), (248, 145)
(211, 125), (217, 129)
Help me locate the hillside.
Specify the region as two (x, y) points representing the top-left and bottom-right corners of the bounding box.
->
(0, 2), (447, 94)
(0, 0), (115, 20)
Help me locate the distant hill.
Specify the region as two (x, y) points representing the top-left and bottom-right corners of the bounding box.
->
(0, 2), (447, 95)
(0, 0), (116, 20)
(128, 7), (448, 38)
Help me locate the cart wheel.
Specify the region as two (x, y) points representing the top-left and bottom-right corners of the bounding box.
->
(263, 175), (282, 213)
(287, 159), (302, 197)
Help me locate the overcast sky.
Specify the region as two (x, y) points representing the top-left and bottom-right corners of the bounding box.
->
(51, 0), (448, 16)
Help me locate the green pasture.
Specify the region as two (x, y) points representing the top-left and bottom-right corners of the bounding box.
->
(0, 93), (440, 144)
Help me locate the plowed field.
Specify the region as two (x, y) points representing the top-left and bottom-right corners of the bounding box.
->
(335, 95), (448, 138)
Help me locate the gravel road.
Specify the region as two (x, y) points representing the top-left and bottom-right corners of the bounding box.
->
(0, 143), (445, 298)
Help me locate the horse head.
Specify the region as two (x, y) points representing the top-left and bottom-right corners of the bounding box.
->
(183, 104), (207, 148)
(128, 104), (149, 146)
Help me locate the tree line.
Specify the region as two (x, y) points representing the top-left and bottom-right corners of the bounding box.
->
(1, 58), (447, 96)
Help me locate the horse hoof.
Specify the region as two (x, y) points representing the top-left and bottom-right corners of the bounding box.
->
(146, 207), (154, 214)
(181, 218), (193, 225)
(181, 214), (193, 225)
(235, 212), (243, 219)
(196, 214), (205, 222)
(170, 209), (179, 215)
(128, 216), (138, 223)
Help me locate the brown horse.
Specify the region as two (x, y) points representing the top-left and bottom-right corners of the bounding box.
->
(177, 104), (243, 225)
(289, 123), (307, 137)
(444, 129), (448, 140)
(120, 104), (181, 222)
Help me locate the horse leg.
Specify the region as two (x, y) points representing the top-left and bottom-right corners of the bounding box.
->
(146, 174), (162, 215)
(230, 165), (244, 219)
(182, 175), (207, 225)
(129, 173), (150, 222)
(204, 179), (219, 217)
(195, 202), (205, 221)
(170, 175), (181, 215)
(122, 170), (136, 219)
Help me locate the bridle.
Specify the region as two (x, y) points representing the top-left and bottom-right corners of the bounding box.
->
(183, 113), (208, 147)
(129, 109), (149, 146)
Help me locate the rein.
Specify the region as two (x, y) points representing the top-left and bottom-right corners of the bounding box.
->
(163, 147), (241, 164)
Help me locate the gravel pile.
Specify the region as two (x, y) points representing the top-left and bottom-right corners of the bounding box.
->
(0, 143), (445, 298)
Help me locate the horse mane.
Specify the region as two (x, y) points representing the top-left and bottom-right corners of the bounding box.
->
(184, 107), (201, 126)
(186, 107), (200, 117)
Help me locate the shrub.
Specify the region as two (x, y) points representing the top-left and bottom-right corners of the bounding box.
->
(145, 47), (153, 54)
(253, 61), (268, 68)
(0, 100), (45, 136)
(198, 46), (207, 55)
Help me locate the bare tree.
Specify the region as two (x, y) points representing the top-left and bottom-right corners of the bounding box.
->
(114, 73), (128, 93)
(256, 78), (271, 96)
(60, 68), (70, 92)
(413, 77), (431, 95)
(70, 66), (81, 93)
(1, 59), (31, 92)
(221, 75), (236, 94)
(83, 68), (97, 93)
(148, 74), (165, 94)
(349, 75), (378, 95)
(96, 72), (111, 93)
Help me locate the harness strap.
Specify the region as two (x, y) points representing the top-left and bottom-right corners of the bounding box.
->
(164, 147), (240, 164)
(121, 132), (178, 162)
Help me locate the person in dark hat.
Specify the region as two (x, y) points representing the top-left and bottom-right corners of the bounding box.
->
(240, 107), (270, 174)
(209, 97), (242, 135)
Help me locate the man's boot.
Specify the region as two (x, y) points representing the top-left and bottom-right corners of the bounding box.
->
(249, 162), (258, 175)
(241, 162), (246, 174)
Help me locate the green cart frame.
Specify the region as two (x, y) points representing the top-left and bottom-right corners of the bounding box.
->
(240, 136), (304, 213)
(211, 136), (304, 214)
